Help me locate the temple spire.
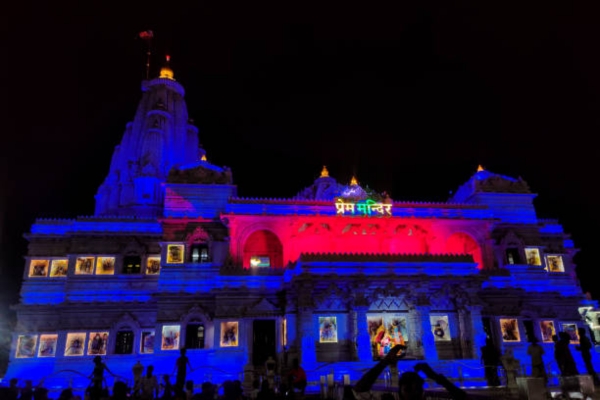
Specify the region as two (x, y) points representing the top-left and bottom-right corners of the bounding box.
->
(350, 176), (358, 185)
(477, 164), (485, 172)
(320, 166), (329, 177)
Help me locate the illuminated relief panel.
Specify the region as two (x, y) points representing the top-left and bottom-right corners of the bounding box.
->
(539, 320), (556, 343)
(87, 332), (109, 355)
(64, 333), (86, 356)
(430, 315), (451, 342)
(38, 334), (57, 357)
(146, 256), (161, 275)
(50, 259), (68, 277)
(75, 257), (95, 275)
(95, 257), (115, 275)
(250, 256), (270, 268)
(319, 317), (338, 343)
(500, 318), (521, 342)
(28, 259), (49, 277)
(161, 325), (180, 350)
(140, 330), (155, 354)
(15, 334), (37, 358)
(524, 248), (542, 266)
(562, 323), (579, 344)
(166, 244), (185, 264)
(220, 322), (239, 347)
(367, 314), (408, 360)
(545, 255), (564, 272)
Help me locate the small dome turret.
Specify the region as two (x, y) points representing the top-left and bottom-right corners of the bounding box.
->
(159, 55), (175, 80)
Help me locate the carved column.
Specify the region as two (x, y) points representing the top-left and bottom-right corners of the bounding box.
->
(458, 309), (470, 358)
(348, 309), (358, 361)
(407, 305), (422, 357)
(355, 306), (372, 362)
(468, 305), (486, 359)
(417, 306), (437, 360)
(297, 284), (316, 366)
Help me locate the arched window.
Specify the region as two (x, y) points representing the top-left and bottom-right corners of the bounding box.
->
(242, 230), (283, 268)
(185, 323), (205, 349)
(114, 328), (134, 354)
(446, 232), (482, 269)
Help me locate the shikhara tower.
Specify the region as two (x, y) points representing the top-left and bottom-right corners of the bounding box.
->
(95, 62), (205, 218)
(7, 61), (599, 396)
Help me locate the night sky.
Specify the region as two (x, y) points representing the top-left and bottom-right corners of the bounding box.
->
(3, 0), (599, 308)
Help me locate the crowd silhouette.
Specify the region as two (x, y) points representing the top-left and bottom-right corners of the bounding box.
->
(1, 336), (599, 400)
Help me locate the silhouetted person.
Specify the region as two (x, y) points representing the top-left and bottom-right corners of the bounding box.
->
(354, 344), (468, 400)
(480, 339), (501, 386)
(193, 382), (215, 400)
(161, 374), (174, 400)
(19, 380), (34, 400)
(576, 327), (600, 385)
(554, 332), (578, 377)
(286, 358), (307, 396)
(112, 381), (130, 400)
(57, 388), (74, 400)
(133, 360), (145, 395)
(527, 337), (547, 385)
(221, 380), (243, 400)
(256, 380), (276, 400)
(139, 365), (160, 400)
(500, 347), (521, 389)
(90, 356), (115, 400)
(32, 387), (49, 400)
(174, 348), (194, 392)
(6, 378), (19, 400)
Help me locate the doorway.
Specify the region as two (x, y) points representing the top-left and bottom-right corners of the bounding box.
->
(253, 320), (276, 367)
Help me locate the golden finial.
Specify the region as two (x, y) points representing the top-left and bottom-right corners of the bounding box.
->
(320, 166), (329, 177)
(159, 55), (175, 80)
(477, 165), (485, 172)
(350, 176), (358, 185)
(201, 154), (207, 161)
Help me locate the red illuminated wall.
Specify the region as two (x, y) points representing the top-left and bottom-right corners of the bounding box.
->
(227, 215), (487, 269)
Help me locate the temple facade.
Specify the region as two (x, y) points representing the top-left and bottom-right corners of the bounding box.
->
(6, 64), (599, 391)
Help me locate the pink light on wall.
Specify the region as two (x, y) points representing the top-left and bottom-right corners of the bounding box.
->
(230, 215), (485, 268)
(446, 232), (482, 269)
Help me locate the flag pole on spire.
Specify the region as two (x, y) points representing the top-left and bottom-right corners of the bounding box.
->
(138, 30), (154, 80)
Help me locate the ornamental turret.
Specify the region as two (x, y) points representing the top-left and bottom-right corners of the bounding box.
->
(94, 57), (202, 217)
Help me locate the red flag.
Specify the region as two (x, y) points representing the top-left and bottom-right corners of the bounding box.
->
(139, 30), (154, 40)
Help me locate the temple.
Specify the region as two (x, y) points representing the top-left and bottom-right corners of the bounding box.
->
(6, 62), (599, 392)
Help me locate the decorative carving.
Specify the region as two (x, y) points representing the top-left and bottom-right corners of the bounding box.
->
(475, 175), (531, 194)
(181, 304), (212, 323)
(187, 226), (210, 244)
(428, 284), (471, 310)
(314, 284), (351, 311)
(167, 165), (233, 184)
(500, 231), (524, 247)
(369, 283), (412, 310)
(113, 312), (141, 331)
(298, 253), (473, 263)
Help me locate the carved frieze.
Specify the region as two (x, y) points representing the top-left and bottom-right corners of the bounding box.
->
(314, 284), (351, 311)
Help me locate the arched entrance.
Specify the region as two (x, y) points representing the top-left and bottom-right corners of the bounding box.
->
(242, 230), (283, 268)
(446, 232), (483, 269)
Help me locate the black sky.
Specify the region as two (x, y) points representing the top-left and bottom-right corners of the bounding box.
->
(3, 0), (600, 305)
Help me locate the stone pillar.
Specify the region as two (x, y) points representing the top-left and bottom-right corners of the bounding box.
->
(458, 309), (470, 358)
(407, 306), (422, 357)
(468, 305), (486, 359)
(355, 306), (372, 362)
(297, 306), (316, 366)
(417, 306), (437, 360)
(348, 309), (358, 361)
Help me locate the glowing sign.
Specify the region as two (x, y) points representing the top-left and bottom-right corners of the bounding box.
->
(335, 198), (392, 216)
